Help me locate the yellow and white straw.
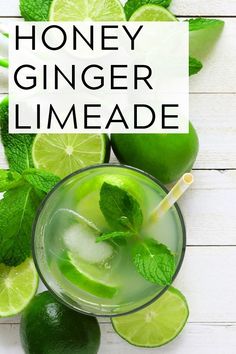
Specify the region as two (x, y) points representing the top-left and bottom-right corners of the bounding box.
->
(150, 173), (194, 222)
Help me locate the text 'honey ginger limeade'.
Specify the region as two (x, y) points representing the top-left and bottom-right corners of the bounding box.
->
(33, 165), (185, 316)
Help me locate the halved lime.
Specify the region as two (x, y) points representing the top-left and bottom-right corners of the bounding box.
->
(129, 4), (177, 21)
(58, 252), (118, 299)
(49, 0), (126, 21)
(0, 258), (38, 317)
(112, 287), (189, 347)
(32, 134), (110, 178)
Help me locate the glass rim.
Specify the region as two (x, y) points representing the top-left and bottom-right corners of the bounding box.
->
(32, 163), (186, 318)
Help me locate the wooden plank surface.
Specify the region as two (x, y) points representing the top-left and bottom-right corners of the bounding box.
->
(1, 0), (236, 16)
(1, 322), (236, 354)
(0, 0), (21, 17)
(0, 0), (236, 353)
(190, 93), (236, 168)
(189, 19), (236, 93)
(170, 0), (236, 16)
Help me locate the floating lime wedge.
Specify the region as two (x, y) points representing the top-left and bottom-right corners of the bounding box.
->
(58, 252), (118, 299)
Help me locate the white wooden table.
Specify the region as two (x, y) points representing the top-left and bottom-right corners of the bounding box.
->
(1, 0), (236, 353)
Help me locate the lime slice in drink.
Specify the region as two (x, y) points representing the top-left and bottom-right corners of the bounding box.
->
(58, 252), (118, 299)
(0, 258), (38, 317)
(112, 287), (189, 347)
(129, 5), (177, 21)
(32, 134), (110, 179)
(49, 0), (126, 21)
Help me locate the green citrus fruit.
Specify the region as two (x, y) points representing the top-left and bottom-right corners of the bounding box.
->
(112, 287), (189, 347)
(32, 134), (110, 178)
(129, 4), (177, 21)
(49, 0), (126, 21)
(111, 122), (199, 184)
(20, 291), (101, 354)
(0, 258), (38, 317)
(57, 252), (118, 299)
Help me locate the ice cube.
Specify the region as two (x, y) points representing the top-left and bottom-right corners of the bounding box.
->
(64, 223), (113, 264)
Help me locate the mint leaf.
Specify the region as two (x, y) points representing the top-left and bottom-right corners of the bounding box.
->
(0, 183), (43, 266)
(124, 0), (172, 19)
(189, 56), (203, 76)
(0, 98), (61, 266)
(23, 168), (60, 193)
(20, 0), (53, 21)
(187, 18), (224, 32)
(132, 239), (175, 286)
(99, 182), (143, 232)
(96, 231), (133, 243)
(0, 97), (35, 173)
(0, 58), (8, 68)
(0, 170), (22, 192)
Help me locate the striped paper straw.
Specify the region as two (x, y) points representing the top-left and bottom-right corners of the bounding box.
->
(150, 173), (194, 222)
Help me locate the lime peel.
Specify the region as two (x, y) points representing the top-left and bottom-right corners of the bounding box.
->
(58, 252), (118, 299)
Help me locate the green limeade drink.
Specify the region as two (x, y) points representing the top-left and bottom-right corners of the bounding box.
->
(33, 165), (186, 316)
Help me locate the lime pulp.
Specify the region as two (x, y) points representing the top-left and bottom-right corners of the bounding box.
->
(0, 258), (38, 317)
(32, 134), (110, 178)
(112, 287), (189, 347)
(129, 4), (177, 21)
(49, 0), (126, 21)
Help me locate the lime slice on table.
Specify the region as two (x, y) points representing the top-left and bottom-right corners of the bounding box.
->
(0, 258), (38, 317)
(58, 252), (118, 299)
(112, 287), (189, 347)
(32, 134), (110, 179)
(129, 4), (177, 21)
(49, 0), (126, 21)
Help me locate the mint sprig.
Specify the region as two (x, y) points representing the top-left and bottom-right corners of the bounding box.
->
(20, 0), (53, 21)
(23, 168), (60, 193)
(132, 239), (175, 285)
(0, 97), (35, 173)
(99, 182), (175, 286)
(96, 231), (134, 243)
(0, 168), (60, 266)
(0, 97), (60, 266)
(0, 184), (43, 266)
(0, 168), (60, 195)
(0, 59), (8, 68)
(187, 18), (224, 32)
(99, 182), (143, 232)
(189, 56), (203, 76)
(0, 170), (22, 192)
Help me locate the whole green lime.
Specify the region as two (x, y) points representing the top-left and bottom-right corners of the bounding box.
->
(111, 123), (199, 184)
(20, 291), (100, 354)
